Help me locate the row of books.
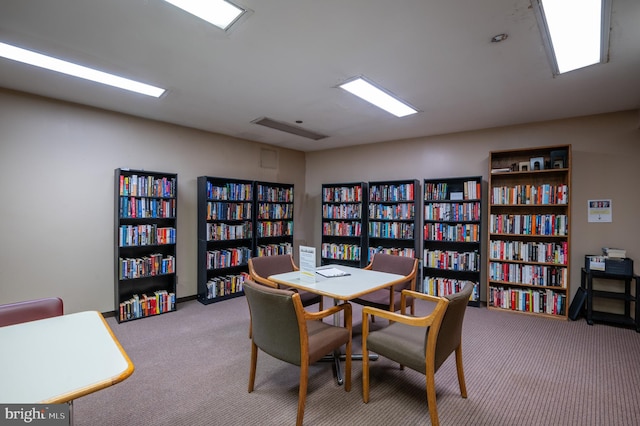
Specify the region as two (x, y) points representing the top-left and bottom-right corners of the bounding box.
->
(322, 221), (362, 237)
(206, 222), (252, 241)
(119, 254), (175, 280)
(423, 223), (480, 243)
(489, 286), (566, 316)
(256, 203), (293, 220)
(424, 202), (481, 222)
(321, 243), (362, 261)
(424, 181), (480, 201)
(423, 249), (480, 272)
(206, 182), (252, 201)
(489, 214), (568, 236)
(205, 273), (249, 299)
(368, 222), (415, 240)
(423, 277), (479, 300)
(369, 203), (415, 220)
(491, 184), (568, 205)
(489, 262), (567, 287)
(369, 246), (416, 260)
(120, 197), (176, 219)
(369, 183), (415, 202)
(206, 202), (252, 220)
(323, 186), (363, 203)
(256, 221), (293, 237)
(489, 240), (568, 265)
(206, 247), (252, 270)
(322, 204), (362, 219)
(119, 175), (176, 198)
(255, 243), (292, 257)
(119, 290), (176, 321)
(256, 184), (293, 202)
(119, 225), (176, 247)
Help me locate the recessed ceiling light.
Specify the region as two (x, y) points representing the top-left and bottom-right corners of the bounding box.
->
(533, 0), (611, 74)
(164, 0), (247, 31)
(0, 42), (165, 97)
(338, 76), (418, 118)
(491, 34), (508, 43)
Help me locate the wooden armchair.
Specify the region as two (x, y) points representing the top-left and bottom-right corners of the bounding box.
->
(248, 254), (323, 310)
(243, 280), (351, 426)
(0, 297), (64, 327)
(361, 283), (474, 426)
(352, 253), (418, 319)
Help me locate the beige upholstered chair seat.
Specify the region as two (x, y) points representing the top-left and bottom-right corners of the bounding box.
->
(362, 283), (474, 426)
(353, 252), (418, 317)
(244, 280), (351, 426)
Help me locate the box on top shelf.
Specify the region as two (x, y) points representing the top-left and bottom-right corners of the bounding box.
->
(585, 255), (633, 276)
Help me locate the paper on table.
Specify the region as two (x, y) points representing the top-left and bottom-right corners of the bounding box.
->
(316, 267), (350, 278)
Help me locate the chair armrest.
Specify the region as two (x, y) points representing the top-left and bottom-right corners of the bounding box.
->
(304, 302), (351, 322)
(362, 296), (448, 328)
(249, 274), (279, 289)
(399, 289), (441, 314)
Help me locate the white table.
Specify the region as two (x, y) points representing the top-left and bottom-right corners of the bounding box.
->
(269, 265), (405, 384)
(269, 265), (405, 302)
(0, 311), (134, 406)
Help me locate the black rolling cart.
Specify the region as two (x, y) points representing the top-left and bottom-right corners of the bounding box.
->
(580, 265), (639, 332)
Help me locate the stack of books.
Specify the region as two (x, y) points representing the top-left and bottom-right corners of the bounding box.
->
(602, 247), (626, 258)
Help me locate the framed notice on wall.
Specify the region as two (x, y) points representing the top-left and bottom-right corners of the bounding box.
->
(588, 199), (612, 223)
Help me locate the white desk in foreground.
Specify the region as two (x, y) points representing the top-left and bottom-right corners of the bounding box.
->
(0, 311), (134, 404)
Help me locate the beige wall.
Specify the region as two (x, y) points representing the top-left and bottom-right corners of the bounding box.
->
(1, 88), (638, 314)
(305, 111), (640, 302)
(0, 89), (305, 313)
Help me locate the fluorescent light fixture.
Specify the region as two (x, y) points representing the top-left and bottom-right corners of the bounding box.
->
(533, 0), (611, 75)
(164, 0), (246, 31)
(0, 42), (165, 97)
(338, 77), (418, 118)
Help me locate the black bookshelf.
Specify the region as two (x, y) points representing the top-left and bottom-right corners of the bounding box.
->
(367, 179), (421, 263)
(197, 176), (253, 305)
(423, 176), (482, 306)
(254, 181), (294, 257)
(115, 168), (177, 322)
(321, 182), (368, 268)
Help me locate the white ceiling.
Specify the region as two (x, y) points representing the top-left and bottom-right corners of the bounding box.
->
(1, 0), (638, 152)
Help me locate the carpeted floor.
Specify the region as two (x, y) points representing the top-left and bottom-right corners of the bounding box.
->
(73, 296), (640, 425)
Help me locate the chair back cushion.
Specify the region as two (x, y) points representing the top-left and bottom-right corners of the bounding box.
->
(0, 297), (64, 327)
(433, 282), (474, 370)
(370, 253), (417, 291)
(243, 280), (302, 365)
(249, 255), (295, 279)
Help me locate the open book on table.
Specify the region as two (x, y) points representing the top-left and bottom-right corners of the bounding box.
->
(316, 267), (350, 278)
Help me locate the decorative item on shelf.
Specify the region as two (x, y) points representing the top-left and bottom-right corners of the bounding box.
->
(490, 167), (512, 174)
(518, 161), (529, 171)
(550, 149), (568, 169)
(529, 156), (545, 170)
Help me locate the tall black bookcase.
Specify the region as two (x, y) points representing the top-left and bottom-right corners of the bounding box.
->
(423, 177), (482, 306)
(254, 181), (294, 257)
(320, 182), (368, 268)
(197, 177), (253, 305)
(115, 168), (177, 323)
(367, 179), (421, 263)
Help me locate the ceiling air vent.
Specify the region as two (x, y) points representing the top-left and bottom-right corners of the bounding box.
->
(252, 117), (328, 141)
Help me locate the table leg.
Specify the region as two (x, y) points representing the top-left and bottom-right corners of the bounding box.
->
(325, 298), (378, 386)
